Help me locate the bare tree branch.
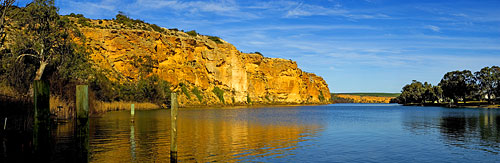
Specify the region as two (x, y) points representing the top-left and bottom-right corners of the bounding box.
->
(16, 53), (39, 61)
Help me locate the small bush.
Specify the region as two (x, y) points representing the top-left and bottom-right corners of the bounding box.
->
(318, 91), (325, 102)
(255, 52), (262, 55)
(247, 94), (251, 104)
(208, 36), (223, 44)
(191, 87), (203, 102)
(265, 95), (271, 101)
(98, 20), (103, 24)
(151, 24), (165, 33)
(181, 83), (191, 100)
(186, 30), (197, 37)
(77, 17), (90, 27)
(212, 87), (224, 103)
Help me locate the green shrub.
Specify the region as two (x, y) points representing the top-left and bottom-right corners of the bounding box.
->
(255, 52), (262, 55)
(150, 24), (165, 33)
(181, 83), (191, 100)
(98, 20), (103, 24)
(212, 87), (224, 103)
(186, 30), (197, 37)
(318, 90), (325, 102)
(77, 17), (90, 27)
(115, 11), (146, 29)
(247, 94), (251, 104)
(265, 95), (271, 101)
(191, 87), (203, 102)
(208, 36), (223, 44)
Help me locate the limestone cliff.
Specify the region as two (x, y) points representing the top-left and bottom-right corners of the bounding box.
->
(78, 19), (331, 106)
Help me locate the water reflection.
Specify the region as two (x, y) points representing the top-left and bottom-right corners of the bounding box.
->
(440, 109), (500, 153)
(89, 107), (324, 162)
(403, 107), (500, 154)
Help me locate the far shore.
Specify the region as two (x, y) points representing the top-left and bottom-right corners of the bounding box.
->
(403, 102), (500, 109)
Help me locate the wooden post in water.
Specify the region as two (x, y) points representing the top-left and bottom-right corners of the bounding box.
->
(170, 93), (178, 163)
(32, 80), (50, 159)
(131, 104), (135, 123)
(75, 85), (89, 162)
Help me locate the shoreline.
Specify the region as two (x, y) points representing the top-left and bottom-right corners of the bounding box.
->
(403, 103), (500, 109)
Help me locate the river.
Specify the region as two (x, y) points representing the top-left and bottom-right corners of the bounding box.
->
(2, 104), (500, 162)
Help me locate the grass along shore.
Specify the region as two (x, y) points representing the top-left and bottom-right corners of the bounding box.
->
(49, 95), (160, 119)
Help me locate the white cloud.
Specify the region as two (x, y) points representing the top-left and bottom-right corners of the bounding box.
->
(133, 0), (257, 18)
(285, 2), (346, 18)
(425, 25), (441, 32)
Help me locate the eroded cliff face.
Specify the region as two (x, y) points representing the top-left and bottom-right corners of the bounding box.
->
(80, 26), (331, 106)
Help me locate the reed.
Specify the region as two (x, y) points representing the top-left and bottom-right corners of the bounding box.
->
(49, 95), (73, 120)
(91, 101), (160, 114)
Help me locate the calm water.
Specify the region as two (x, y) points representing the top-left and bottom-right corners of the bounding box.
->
(3, 104), (500, 162)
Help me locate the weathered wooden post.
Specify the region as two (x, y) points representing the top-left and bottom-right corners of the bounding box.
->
(131, 104), (135, 116)
(131, 104), (135, 123)
(75, 85), (89, 162)
(170, 93), (178, 163)
(32, 80), (50, 159)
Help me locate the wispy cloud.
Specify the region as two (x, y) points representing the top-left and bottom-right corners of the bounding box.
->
(425, 25), (441, 32)
(133, 0), (258, 18)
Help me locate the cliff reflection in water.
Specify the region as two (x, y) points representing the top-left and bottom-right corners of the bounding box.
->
(89, 107), (325, 162)
(403, 108), (500, 153)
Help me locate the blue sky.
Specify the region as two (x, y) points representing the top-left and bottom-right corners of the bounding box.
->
(16, 0), (500, 93)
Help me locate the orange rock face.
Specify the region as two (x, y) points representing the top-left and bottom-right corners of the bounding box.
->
(80, 27), (331, 106)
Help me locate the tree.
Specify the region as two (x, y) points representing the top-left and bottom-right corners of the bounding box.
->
(432, 85), (443, 103)
(399, 80), (425, 104)
(474, 66), (500, 104)
(12, 0), (68, 81)
(439, 70), (477, 103)
(0, 0), (16, 48)
(422, 82), (442, 103)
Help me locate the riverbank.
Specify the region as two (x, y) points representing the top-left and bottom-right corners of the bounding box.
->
(404, 102), (499, 109)
(331, 93), (398, 103)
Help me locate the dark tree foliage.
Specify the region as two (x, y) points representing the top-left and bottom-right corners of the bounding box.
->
(186, 30), (197, 37)
(0, 0), (16, 48)
(439, 70), (477, 103)
(475, 66), (500, 104)
(1, 0), (90, 96)
(207, 36), (223, 44)
(396, 66), (499, 105)
(11, 0), (69, 81)
(398, 80), (425, 104)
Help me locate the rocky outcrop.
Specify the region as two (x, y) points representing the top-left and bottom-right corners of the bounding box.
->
(79, 24), (331, 106)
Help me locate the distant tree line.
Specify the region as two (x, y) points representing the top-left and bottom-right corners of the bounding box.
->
(394, 66), (500, 105)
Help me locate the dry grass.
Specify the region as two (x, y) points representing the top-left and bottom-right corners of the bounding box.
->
(336, 94), (394, 103)
(50, 95), (160, 118)
(0, 83), (19, 97)
(91, 101), (160, 114)
(50, 96), (73, 120)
